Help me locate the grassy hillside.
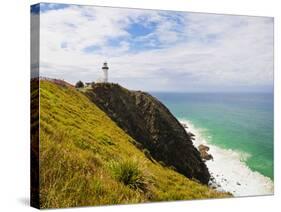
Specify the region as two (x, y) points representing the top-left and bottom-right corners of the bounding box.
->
(39, 80), (229, 208)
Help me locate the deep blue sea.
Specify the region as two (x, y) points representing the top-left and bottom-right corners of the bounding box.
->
(152, 92), (274, 180)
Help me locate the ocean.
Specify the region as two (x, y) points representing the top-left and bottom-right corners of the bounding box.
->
(152, 92), (274, 196)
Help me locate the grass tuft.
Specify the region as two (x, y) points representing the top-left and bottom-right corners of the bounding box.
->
(109, 160), (151, 193)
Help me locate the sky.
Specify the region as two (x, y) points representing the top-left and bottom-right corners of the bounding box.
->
(31, 3), (274, 92)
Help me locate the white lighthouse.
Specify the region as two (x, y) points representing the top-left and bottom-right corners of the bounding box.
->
(102, 62), (109, 83)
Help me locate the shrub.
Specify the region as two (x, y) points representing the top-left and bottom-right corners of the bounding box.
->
(91, 82), (96, 89)
(134, 141), (143, 150)
(75, 80), (84, 88)
(109, 160), (151, 193)
(143, 149), (152, 161)
(169, 166), (177, 171)
(159, 161), (166, 167)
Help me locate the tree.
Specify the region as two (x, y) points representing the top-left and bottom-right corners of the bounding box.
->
(75, 80), (84, 88)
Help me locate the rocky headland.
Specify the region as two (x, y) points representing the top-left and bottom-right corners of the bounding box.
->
(86, 83), (210, 184)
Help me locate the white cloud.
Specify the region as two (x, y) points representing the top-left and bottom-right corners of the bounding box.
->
(38, 4), (273, 92)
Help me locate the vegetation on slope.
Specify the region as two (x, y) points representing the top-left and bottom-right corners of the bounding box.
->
(31, 79), (40, 207)
(39, 80), (229, 208)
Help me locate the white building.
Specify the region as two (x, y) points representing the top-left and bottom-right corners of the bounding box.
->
(102, 62), (109, 83)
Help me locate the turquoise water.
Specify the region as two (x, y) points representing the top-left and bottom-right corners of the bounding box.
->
(152, 92), (274, 180)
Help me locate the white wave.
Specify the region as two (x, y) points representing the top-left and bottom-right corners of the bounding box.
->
(179, 119), (274, 197)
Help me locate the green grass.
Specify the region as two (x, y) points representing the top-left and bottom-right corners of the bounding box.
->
(39, 80), (230, 208)
(109, 160), (152, 193)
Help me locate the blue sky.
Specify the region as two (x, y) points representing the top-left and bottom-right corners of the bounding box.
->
(31, 3), (274, 92)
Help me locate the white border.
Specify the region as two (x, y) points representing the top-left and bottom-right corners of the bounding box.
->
(0, 0), (279, 211)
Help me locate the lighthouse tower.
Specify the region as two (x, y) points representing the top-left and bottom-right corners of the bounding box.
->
(102, 62), (109, 83)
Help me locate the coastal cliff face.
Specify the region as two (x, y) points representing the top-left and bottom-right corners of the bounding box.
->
(86, 83), (210, 184)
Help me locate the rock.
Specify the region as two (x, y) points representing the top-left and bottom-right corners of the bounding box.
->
(186, 132), (195, 137)
(210, 185), (217, 189)
(236, 182), (241, 186)
(198, 144), (210, 152)
(187, 133), (196, 141)
(181, 123), (188, 128)
(200, 151), (214, 161)
(198, 144), (213, 161)
(86, 83), (210, 184)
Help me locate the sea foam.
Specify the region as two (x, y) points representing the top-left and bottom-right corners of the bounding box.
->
(180, 119), (274, 197)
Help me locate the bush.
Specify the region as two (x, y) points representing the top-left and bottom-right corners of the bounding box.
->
(159, 161), (166, 167)
(134, 141), (143, 150)
(75, 80), (84, 88)
(143, 149), (153, 161)
(91, 82), (96, 89)
(109, 160), (150, 193)
(169, 166), (177, 171)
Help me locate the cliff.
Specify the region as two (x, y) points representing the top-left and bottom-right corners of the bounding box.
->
(86, 83), (210, 184)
